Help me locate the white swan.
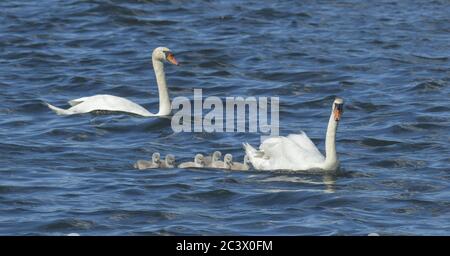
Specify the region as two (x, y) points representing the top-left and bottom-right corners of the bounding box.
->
(134, 152), (161, 170)
(178, 154), (205, 169)
(46, 47), (179, 117)
(244, 97), (344, 171)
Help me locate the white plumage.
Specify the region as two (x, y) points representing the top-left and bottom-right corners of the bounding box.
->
(244, 97), (344, 171)
(46, 47), (178, 117)
(244, 132), (325, 171)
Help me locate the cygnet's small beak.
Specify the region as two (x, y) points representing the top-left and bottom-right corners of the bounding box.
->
(166, 52), (179, 66)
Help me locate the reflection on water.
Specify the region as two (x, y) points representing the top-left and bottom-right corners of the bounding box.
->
(323, 173), (336, 194)
(260, 171), (337, 193)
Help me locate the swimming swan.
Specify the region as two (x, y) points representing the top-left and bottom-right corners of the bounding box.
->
(213, 153), (233, 169)
(160, 154), (176, 168)
(230, 155), (250, 171)
(46, 47), (179, 117)
(244, 97), (344, 171)
(178, 154), (205, 169)
(204, 151), (222, 167)
(133, 152), (161, 170)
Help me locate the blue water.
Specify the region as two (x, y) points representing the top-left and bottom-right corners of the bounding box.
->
(0, 0), (449, 235)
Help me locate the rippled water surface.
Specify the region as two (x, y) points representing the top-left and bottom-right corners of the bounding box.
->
(1, 0), (449, 235)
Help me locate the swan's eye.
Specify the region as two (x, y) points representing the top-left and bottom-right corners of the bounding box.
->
(335, 103), (343, 112)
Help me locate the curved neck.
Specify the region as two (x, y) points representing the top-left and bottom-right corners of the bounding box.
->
(152, 58), (171, 116)
(324, 111), (338, 167)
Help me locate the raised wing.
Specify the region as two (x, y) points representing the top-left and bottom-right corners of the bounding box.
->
(287, 132), (324, 162)
(244, 132), (325, 171)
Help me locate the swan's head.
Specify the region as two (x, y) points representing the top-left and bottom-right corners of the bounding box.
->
(194, 154), (205, 165)
(243, 155), (250, 164)
(166, 154), (175, 165)
(212, 151), (222, 161)
(152, 47), (179, 65)
(224, 154), (233, 164)
(333, 97), (344, 122)
(152, 152), (161, 163)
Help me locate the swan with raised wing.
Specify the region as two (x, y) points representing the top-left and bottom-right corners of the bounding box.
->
(244, 97), (344, 171)
(46, 47), (178, 117)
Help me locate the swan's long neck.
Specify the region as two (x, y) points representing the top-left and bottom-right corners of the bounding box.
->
(152, 58), (171, 116)
(324, 111), (338, 168)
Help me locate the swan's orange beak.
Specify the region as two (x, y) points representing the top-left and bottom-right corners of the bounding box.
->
(334, 104), (343, 121)
(166, 52), (179, 66)
(334, 109), (341, 121)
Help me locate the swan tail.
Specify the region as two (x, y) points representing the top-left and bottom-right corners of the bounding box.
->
(45, 102), (73, 115)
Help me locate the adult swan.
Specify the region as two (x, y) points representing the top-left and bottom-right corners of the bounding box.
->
(46, 47), (179, 117)
(244, 97), (344, 171)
